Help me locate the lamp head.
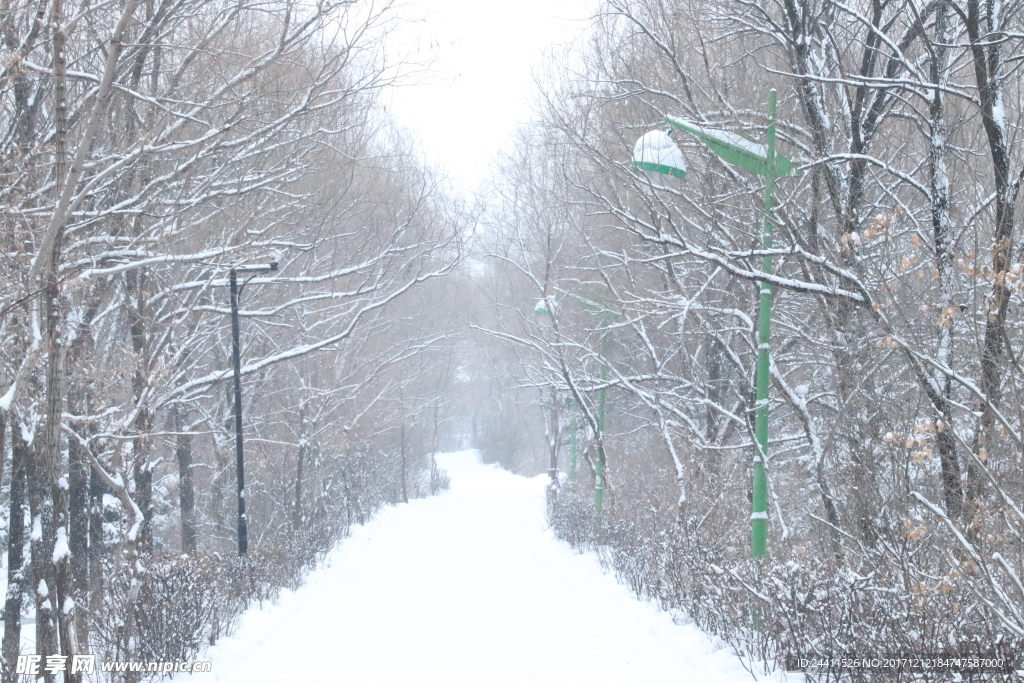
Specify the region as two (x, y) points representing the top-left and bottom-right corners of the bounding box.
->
(631, 129), (687, 180)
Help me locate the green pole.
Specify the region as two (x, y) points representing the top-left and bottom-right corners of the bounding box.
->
(595, 325), (608, 515)
(751, 90), (777, 560)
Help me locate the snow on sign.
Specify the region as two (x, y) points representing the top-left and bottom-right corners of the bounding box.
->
(631, 130), (687, 179)
(664, 116), (801, 178)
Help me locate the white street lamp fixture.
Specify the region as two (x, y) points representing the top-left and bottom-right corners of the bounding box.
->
(631, 129), (687, 179)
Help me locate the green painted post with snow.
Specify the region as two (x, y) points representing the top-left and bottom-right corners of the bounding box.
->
(750, 90), (778, 560)
(544, 288), (617, 515)
(634, 89), (800, 560)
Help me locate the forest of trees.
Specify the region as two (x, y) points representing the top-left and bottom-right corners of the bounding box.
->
(473, 0), (1024, 674)
(0, 0), (469, 680)
(4, 0), (1024, 678)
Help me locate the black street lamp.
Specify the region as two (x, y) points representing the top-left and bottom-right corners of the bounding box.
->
(228, 261), (278, 555)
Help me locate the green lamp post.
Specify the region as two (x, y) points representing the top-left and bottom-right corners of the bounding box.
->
(594, 319), (609, 515)
(557, 289), (616, 516)
(631, 90), (800, 559)
(535, 292), (615, 515)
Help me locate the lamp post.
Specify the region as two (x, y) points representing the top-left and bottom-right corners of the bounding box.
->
(632, 90), (800, 559)
(536, 292), (616, 515)
(228, 261), (278, 556)
(594, 320), (609, 514)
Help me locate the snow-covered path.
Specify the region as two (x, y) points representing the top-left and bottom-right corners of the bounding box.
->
(184, 451), (763, 682)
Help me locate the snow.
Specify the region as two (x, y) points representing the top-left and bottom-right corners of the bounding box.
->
(665, 116), (769, 158)
(0, 383), (15, 411)
(632, 130), (687, 177)
(20, 420), (34, 446)
(53, 527), (70, 563)
(992, 93), (1006, 135)
(181, 450), (777, 683)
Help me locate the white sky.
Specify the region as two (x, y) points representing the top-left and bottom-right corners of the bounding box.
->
(383, 0), (595, 195)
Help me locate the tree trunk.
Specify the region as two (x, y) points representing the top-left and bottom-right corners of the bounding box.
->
(128, 268), (154, 553)
(0, 411), (5, 506)
(175, 407), (196, 554)
(293, 442), (305, 531)
(67, 434), (90, 650)
(39, 0), (83, 672)
(88, 467), (105, 640)
(1, 425), (28, 683)
(27, 439), (60, 683)
(429, 401), (440, 493)
(964, 0), (1015, 530)
(926, 0), (964, 520)
(399, 423), (408, 504)
(547, 387), (560, 486)
(133, 450), (153, 552)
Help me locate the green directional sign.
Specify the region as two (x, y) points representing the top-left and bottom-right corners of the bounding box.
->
(664, 116), (800, 178)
